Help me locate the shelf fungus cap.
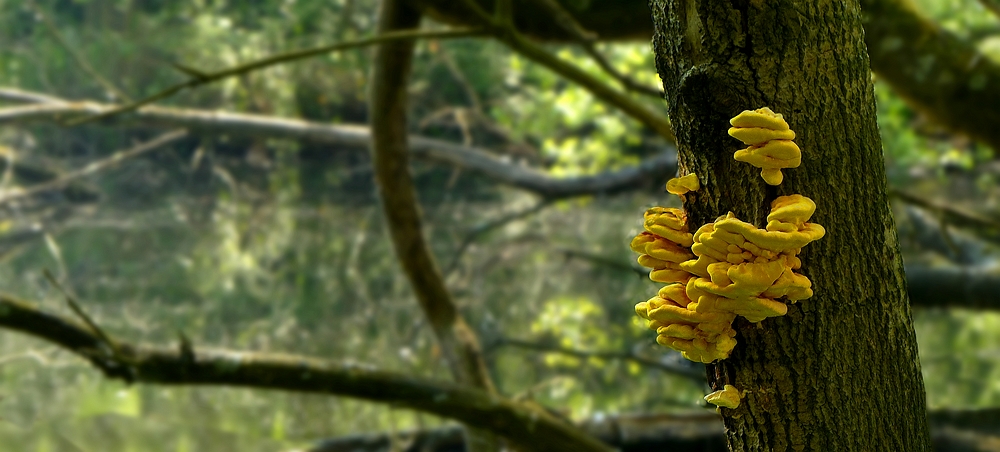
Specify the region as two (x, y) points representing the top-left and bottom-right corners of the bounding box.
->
(728, 127), (795, 146)
(730, 107), (789, 130)
(630, 232), (694, 263)
(767, 195), (817, 229)
(715, 215), (825, 252)
(666, 173), (700, 195)
(643, 207), (694, 247)
(733, 140), (801, 186)
(705, 384), (742, 409)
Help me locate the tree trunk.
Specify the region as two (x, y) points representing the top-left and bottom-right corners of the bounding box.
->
(650, 1), (931, 450)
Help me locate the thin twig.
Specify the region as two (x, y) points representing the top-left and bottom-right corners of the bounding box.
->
(455, 0), (674, 141)
(444, 200), (551, 276)
(494, 337), (705, 383)
(29, 2), (132, 102)
(41, 269), (123, 365)
(534, 0), (663, 99)
(0, 129), (187, 205)
(67, 28), (485, 126)
(556, 247), (648, 277)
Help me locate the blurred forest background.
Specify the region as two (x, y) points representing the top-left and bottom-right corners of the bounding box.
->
(1, 0), (1000, 451)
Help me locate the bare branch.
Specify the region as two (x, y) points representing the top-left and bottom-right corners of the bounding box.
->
(492, 337), (705, 383)
(308, 412), (727, 452)
(533, 0), (663, 99)
(891, 189), (1000, 237)
(369, 3), (507, 450)
(371, 0), (495, 391)
(29, 3), (132, 102)
(0, 87), (66, 104)
(455, 0), (675, 141)
(0, 129), (187, 205)
(905, 264), (1000, 310)
(900, 206), (996, 265)
(862, 0), (1000, 152)
(0, 295), (612, 452)
(66, 28), (485, 126)
(0, 89), (677, 199)
(444, 200), (551, 276)
(307, 406), (1000, 452)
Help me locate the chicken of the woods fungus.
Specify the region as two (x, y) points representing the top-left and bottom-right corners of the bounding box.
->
(631, 108), (825, 404)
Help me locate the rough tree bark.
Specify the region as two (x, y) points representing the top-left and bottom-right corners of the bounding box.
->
(650, 1), (931, 450)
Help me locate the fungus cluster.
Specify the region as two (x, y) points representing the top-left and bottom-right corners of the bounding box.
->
(630, 108), (824, 365)
(729, 107), (801, 185)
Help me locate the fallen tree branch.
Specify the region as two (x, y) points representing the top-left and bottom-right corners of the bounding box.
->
(306, 408), (1000, 452)
(308, 412), (727, 452)
(905, 264), (1000, 310)
(64, 28), (485, 125)
(901, 206), (997, 265)
(0, 88), (678, 199)
(891, 189), (1000, 242)
(0, 129), (187, 205)
(0, 295), (612, 451)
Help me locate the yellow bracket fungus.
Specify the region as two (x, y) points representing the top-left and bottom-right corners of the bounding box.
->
(666, 173), (700, 195)
(729, 107), (801, 185)
(631, 107), (823, 366)
(704, 384), (743, 409)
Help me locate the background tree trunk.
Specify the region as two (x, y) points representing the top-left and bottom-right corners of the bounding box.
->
(650, 1), (931, 449)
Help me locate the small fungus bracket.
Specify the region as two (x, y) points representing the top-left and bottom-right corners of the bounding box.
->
(666, 173), (700, 195)
(705, 384), (743, 409)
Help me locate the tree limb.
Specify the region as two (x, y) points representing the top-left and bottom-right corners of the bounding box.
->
(0, 129), (187, 205)
(861, 0), (1000, 152)
(891, 189), (1000, 240)
(417, 0), (1000, 152)
(369, 3), (503, 450)
(0, 88), (678, 199)
(0, 295), (612, 451)
(308, 412), (727, 452)
(533, 0), (663, 99)
(453, 0), (675, 141)
(371, 0), (495, 392)
(64, 28), (484, 126)
(306, 408), (1000, 452)
(905, 264), (1000, 310)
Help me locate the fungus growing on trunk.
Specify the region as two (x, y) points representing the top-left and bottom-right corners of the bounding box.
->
(666, 173), (700, 195)
(630, 108), (823, 365)
(705, 384), (743, 409)
(729, 107), (801, 185)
